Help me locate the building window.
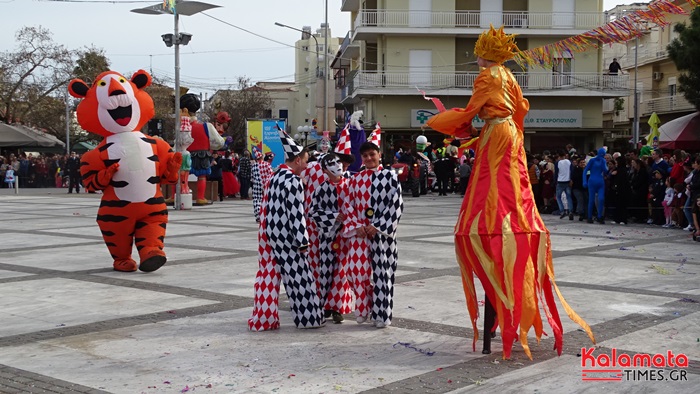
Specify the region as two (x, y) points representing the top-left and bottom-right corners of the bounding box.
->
(669, 84), (676, 96)
(279, 109), (288, 119)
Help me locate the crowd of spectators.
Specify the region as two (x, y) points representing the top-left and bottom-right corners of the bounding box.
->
(526, 143), (700, 241)
(0, 152), (68, 189)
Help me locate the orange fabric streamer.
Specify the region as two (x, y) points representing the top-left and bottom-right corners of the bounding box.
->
(426, 65), (595, 359)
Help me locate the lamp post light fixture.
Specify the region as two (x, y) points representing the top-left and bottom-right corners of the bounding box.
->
(131, 0), (220, 210)
(296, 125), (312, 147)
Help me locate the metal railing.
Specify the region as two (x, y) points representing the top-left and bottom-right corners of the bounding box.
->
(617, 46), (669, 68)
(348, 71), (629, 94)
(642, 95), (695, 115)
(354, 10), (605, 30)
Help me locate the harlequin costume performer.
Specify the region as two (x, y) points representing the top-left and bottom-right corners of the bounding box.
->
(299, 151), (327, 280)
(251, 148), (274, 223)
(309, 153), (355, 323)
(68, 70), (182, 272)
(344, 141), (403, 328)
(425, 25), (594, 359)
(248, 128), (325, 330)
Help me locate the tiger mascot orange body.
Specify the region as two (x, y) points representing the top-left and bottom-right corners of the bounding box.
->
(68, 70), (182, 272)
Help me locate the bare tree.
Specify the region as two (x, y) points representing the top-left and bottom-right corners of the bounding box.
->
(0, 26), (73, 126)
(207, 76), (272, 152)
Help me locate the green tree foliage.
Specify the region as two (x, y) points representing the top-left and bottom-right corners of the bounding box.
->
(668, 7), (700, 110)
(73, 47), (111, 85)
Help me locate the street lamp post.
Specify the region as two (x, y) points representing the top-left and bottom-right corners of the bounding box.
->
(633, 36), (640, 148)
(132, 0), (220, 210)
(296, 125), (311, 147)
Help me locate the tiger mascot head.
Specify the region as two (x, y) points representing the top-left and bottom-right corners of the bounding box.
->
(68, 70), (154, 137)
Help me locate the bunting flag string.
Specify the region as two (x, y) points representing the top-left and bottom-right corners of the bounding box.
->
(513, 0), (696, 69)
(162, 0), (176, 12)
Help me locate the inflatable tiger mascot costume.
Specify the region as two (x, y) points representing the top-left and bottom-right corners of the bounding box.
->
(68, 70), (182, 273)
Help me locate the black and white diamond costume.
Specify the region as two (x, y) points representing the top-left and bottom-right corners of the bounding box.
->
(248, 128), (324, 330)
(309, 175), (354, 315)
(345, 167), (403, 326)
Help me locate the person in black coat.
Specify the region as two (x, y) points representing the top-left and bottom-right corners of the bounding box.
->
(66, 151), (81, 193)
(433, 152), (456, 196)
(629, 158), (649, 223)
(650, 170), (666, 225)
(208, 151), (224, 202)
(610, 156), (630, 224)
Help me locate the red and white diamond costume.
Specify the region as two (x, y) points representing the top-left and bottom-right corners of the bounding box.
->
(309, 177), (355, 315)
(300, 162), (326, 279)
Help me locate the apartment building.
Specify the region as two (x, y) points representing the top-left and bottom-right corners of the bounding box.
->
(286, 24), (342, 142)
(333, 0), (628, 155)
(603, 0), (696, 150)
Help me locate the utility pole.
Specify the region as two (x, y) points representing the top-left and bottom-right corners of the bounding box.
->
(324, 0), (329, 133)
(633, 36), (640, 148)
(65, 91), (70, 155)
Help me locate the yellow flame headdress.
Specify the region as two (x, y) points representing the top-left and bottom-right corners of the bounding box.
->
(474, 25), (519, 64)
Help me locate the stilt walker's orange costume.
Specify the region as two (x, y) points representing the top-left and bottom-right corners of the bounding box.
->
(69, 70), (182, 272)
(426, 26), (594, 359)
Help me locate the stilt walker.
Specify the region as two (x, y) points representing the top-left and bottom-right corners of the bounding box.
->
(425, 25), (595, 359)
(248, 129), (325, 330)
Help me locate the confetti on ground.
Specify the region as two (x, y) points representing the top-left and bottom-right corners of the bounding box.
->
(181, 385), (190, 393)
(393, 342), (435, 356)
(619, 247), (631, 250)
(650, 264), (671, 275)
(679, 298), (698, 303)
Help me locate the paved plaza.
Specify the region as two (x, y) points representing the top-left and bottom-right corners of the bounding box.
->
(0, 188), (698, 393)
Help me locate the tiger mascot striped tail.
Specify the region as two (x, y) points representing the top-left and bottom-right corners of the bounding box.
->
(68, 70), (182, 272)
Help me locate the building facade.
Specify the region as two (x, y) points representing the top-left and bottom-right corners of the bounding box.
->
(287, 24), (342, 142)
(603, 0), (696, 151)
(334, 0), (628, 155)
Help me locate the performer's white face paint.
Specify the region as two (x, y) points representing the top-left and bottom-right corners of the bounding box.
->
(319, 139), (331, 154)
(325, 158), (343, 177)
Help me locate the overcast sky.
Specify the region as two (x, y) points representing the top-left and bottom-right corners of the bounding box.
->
(1, 0), (635, 95)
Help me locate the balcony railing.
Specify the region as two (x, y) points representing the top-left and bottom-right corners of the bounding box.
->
(347, 71), (628, 95)
(619, 46), (669, 68)
(354, 10), (605, 31)
(642, 95), (695, 116)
